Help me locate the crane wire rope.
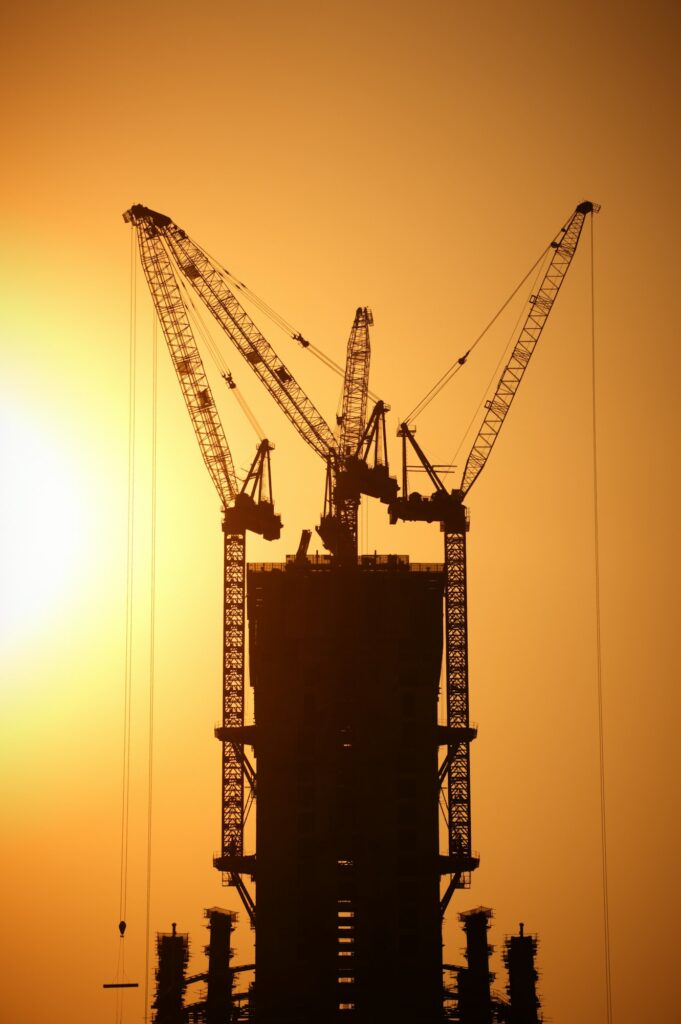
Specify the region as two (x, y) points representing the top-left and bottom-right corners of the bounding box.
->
(403, 244), (551, 426)
(115, 228), (138, 1023)
(590, 214), (613, 1024)
(143, 316), (159, 1023)
(193, 240), (379, 402)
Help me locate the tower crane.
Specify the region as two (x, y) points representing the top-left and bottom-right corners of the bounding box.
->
(389, 200), (598, 912)
(124, 205), (282, 920)
(124, 204), (400, 923)
(123, 205), (397, 562)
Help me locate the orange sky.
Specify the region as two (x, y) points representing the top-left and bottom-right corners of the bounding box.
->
(1, 2), (680, 1022)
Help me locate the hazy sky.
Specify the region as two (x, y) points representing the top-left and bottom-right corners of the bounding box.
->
(1, 2), (680, 1022)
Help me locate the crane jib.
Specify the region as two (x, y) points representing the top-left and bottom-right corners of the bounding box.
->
(459, 202), (596, 498)
(126, 207), (338, 461)
(169, 241), (337, 459)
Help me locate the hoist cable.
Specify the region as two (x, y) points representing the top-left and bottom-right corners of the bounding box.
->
(115, 937), (125, 1024)
(114, 229), (137, 1024)
(405, 244), (551, 425)
(143, 317), (158, 1023)
(119, 231), (137, 930)
(590, 214), (613, 1024)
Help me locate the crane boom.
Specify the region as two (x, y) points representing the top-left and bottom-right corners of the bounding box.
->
(124, 205), (337, 460)
(125, 205), (399, 562)
(129, 212), (238, 506)
(389, 201), (598, 907)
(318, 306), (374, 558)
(459, 200), (596, 497)
(339, 306), (372, 456)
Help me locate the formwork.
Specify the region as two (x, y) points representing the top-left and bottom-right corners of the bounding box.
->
(247, 553), (445, 1024)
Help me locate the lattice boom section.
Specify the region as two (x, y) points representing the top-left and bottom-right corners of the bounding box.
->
(163, 227), (337, 460)
(460, 206), (589, 497)
(223, 531), (246, 858)
(135, 227), (237, 506)
(445, 531), (472, 871)
(340, 309), (371, 456)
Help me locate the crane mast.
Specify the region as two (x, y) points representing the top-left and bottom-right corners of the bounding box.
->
(339, 306), (372, 457)
(318, 306), (384, 558)
(390, 200), (598, 908)
(336, 306), (372, 553)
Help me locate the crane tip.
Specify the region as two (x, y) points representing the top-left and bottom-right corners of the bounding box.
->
(576, 200), (600, 214)
(122, 204), (173, 228)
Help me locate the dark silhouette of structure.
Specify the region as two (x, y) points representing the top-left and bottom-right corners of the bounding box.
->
(202, 908), (235, 1024)
(128, 201), (595, 1024)
(155, 909), (247, 1024)
(446, 914), (543, 1024)
(455, 908), (495, 1024)
(153, 923), (189, 1024)
(503, 924), (542, 1024)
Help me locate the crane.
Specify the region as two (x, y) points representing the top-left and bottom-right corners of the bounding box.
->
(122, 205), (397, 562)
(389, 200), (598, 912)
(319, 306), (395, 555)
(123, 204), (400, 922)
(123, 204), (282, 921)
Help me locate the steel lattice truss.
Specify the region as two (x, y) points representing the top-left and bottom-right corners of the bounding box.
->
(335, 308), (372, 551)
(222, 531), (246, 858)
(160, 227), (337, 461)
(339, 308), (371, 456)
(134, 223), (238, 506)
(460, 204), (591, 496)
(444, 529), (473, 878)
(129, 213), (250, 867)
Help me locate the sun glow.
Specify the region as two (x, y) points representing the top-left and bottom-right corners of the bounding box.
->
(0, 401), (89, 654)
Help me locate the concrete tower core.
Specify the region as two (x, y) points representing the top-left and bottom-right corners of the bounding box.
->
(247, 553), (445, 1024)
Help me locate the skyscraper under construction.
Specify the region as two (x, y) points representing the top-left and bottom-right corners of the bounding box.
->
(244, 553), (445, 1022)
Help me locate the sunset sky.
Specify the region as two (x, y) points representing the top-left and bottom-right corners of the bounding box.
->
(1, 2), (680, 1022)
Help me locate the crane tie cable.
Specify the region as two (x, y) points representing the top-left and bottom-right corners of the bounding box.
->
(441, 250), (554, 480)
(405, 244), (551, 425)
(195, 240), (379, 401)
(590, 213), (613, 1024)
